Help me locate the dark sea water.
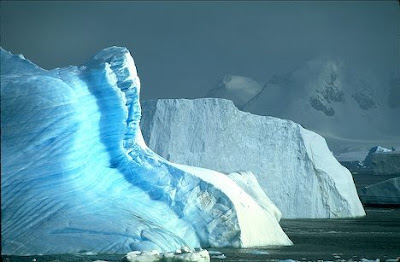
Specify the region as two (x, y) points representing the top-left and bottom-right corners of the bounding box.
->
(3, 208), (400, 262)
(211, 208), (400, 261)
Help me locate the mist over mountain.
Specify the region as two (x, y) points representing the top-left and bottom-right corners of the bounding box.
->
(1, 1), (398, 152)
(205, 57), (400, 153)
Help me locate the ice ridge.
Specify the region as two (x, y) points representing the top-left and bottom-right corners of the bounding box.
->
(1, 47), (291, 255)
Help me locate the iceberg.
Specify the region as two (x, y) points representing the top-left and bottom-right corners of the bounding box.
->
(363, 146), (400, 175)
(1, 47), (291, 255)
(358, 177), (400, 205)
(140, 98), (366, 218)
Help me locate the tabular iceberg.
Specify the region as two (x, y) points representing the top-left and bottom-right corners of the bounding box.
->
(1, 47), (292, 255)
(140, 98), (366, 218)
(358, 177), (400, 205)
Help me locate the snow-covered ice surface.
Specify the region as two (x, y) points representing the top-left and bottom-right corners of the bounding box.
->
(358, 177), (400, 205)
(1, 47), (292, 255)
(140, 98), (365, 218)
(227, 171), (282, 221)
(204, 58), (400, 154)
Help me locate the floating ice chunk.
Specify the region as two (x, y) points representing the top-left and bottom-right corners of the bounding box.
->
(211, 254), (226, 259)
(359, 177), (400, 205)
(123, 249), (210, 262)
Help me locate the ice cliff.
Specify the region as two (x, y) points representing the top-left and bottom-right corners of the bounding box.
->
(363, 146), (400, 175)
(140, 98), (366, 218)
(359, 177), (400, 206)
(1, 47), (292, 255)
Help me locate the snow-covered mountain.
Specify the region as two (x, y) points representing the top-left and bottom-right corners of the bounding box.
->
(1, 47), (292, 255)
(140, 98), (365, 219)
(205, 57), (400, 153)
(207, 75), (263, 108)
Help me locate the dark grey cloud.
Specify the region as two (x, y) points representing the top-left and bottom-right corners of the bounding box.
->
(1, 1), (399, 100)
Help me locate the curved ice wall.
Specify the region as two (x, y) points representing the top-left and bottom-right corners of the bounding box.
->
(1, 47), (291, 255)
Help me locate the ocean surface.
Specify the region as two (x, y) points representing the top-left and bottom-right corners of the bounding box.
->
(2, 208), (399, 262)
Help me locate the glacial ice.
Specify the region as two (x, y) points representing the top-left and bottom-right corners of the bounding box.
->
(0, 47), (292, 255)
(140, 98), (366, 218)
(363, 146), (400, 175)
(358, 177), (400, 205)
(122, 249), (210, 262)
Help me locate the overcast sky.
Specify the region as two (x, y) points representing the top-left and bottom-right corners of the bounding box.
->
(1, 1), (399, 100)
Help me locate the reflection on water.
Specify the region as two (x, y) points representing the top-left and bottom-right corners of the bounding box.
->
(2, 208), (400, 262)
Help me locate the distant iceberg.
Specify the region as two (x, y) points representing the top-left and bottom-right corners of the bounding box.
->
(359, 177), (400, 206)
(363, 146), (400, 175)
(140, 98), (366, 218)
(1, 47), (291, 255)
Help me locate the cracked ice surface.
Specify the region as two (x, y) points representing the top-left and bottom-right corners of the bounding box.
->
(1, 47), (291, 255)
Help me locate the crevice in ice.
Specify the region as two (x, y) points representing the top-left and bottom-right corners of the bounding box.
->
(2, 47), (293, 254)
(78, 47), (241, 247)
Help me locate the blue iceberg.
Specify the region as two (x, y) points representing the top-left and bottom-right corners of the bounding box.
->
(1, 47), (291, 255)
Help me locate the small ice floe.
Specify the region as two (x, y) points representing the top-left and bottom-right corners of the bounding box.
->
(278, 259), (297, 262)
(123, 248), (210, 262)
(92, 260), (108, 262)
(245, 250), (269, 255)
(208, 250), (226, 259)
(360, 259), (380, 262)
(211, 254), (226, 259)
(208, 251), (222, 256)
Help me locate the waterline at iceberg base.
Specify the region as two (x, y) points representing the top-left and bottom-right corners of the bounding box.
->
(1, 46), (292, 257)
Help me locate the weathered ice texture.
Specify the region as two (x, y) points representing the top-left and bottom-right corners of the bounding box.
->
(141, 98), (366, 218)
(363, 146), (400, 175)
(359, 177), (400, 205)
(1, 47), (291, 255)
